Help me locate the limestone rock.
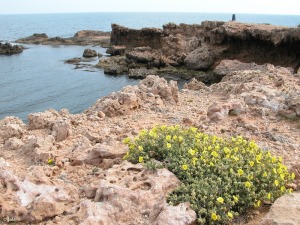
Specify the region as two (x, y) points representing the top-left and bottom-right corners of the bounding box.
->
(260, 193), (300, 225)
(156, 202), (197, 225)
(183, 78), (210, 91)
(0, 116), (25, 144)
(4, 137), (24, 150)
(83, 48), (97, 58)
(0, 165), (78, 223)
(207, 101), (244, 121)
(184, 47), (215, 70)
(51, 120), (71, 142)
(70, 143), (126, 168)
(19, 135), (55, 163)
(106, 45), (126, 56)
(28, 109), (60, 130)
(66, 161), (194, 225)
(86, 75), (178, 117)
(129, 68), (158, 79)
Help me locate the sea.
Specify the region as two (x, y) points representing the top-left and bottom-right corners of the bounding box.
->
(0, 12), (300, 122)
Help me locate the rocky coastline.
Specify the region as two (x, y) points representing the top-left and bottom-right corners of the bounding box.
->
(1, 21), (300, 224)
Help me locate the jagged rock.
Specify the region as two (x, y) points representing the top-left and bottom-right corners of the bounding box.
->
(183, 78), (210, 91)
(74, 30), (110, 39)
(51, 120), (71, 142)
(106, 45), (126, 55)
(28, 109), (61, 130)
(184, 47), (215, 70)
(19, 135), (55, 163)
(83, 49), (97, 58)
(0, 42), (23, 55)
(4, 137), (24, 150)
(207, 101), (244, 121)
(0, 164), (78, 223)
(66, 161), (194, 225)
(86, 75), (178, 117)
(0, 117), (25, 144)
(260, 193), (300, 225)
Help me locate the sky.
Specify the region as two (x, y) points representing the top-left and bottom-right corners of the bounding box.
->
(0, 0), (300, 15)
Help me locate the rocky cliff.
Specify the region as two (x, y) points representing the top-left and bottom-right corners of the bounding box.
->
(109, 21), (300, 71)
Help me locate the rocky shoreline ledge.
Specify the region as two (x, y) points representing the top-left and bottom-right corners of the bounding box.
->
(0, 42), (24, 55)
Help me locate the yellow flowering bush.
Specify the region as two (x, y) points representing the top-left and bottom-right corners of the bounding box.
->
(123, 125), (295, 225)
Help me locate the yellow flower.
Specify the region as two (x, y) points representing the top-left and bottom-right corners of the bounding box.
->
(138, 156), (144, 163)
(271, 156), (277, 163)
(173, 135), (178, 141)
(247, 174), (253, 180)
(211, 212), (219, 221)
(233, 196), (239, 203)
(166, 135), (171, 141)
(227, 212), (233, 219)
(211, 151), (219, 157)
(288, 188), (293, 193)
(192, 157), (198, 166)
(223, 147), (231, 154)
(138, 146), (143, 151)
(291, 172), (296, 179)
(263, 172), (268, 177)
(267, 193), (271, 199)
(217, 197), (224, 203)
(123, 137), (131, 144)
(238, 169), (244, 176)
(178, 136), (184, 143)
(166, 143), (172, 149)
(182, 164), (188, 170)
(244, 181), (252, 188)
(273, 168), (277, 174)
(249, 161), (254, 167)
(254, 200), (261, 208)
(47, 159), (54, 165)
(274, 180), (279, 186)
(280, 186), (286, 192)
(188, 149), (196, 156)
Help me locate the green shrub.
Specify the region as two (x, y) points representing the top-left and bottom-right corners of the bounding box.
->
(123, 125), (295, 225)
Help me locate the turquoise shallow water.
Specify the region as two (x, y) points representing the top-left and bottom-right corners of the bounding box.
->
(0, 12), (299, 121)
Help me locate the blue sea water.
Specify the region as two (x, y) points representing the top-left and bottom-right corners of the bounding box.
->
(0, 12), (299, 121)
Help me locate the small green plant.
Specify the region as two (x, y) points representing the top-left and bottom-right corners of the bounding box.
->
(123, 125), (295, 225)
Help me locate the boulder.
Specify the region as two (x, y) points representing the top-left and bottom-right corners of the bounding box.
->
(28, 109), (60, 130)
(126, 50), (155, 63)
(207, 101), (244, 121)
(260, 193), (300, 225)
(106, 45), (126, 56)
(51, 120), (71, 142)
(83, 48), (97, 57)
(183, 78), (210, 91)
(184, 47), (215, 70)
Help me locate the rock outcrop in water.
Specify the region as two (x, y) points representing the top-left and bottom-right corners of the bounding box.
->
(0, 42), (23, 55)
(16, 30), (111, 47)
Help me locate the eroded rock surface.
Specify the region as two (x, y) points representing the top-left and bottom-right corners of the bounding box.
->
(0, 42), (23, 55)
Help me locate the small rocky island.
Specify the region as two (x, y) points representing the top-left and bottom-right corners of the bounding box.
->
(1, 21), (300, 225)
(0, 42), (23, 55)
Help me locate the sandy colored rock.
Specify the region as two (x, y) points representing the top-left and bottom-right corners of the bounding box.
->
(260, 193), (300, 225)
